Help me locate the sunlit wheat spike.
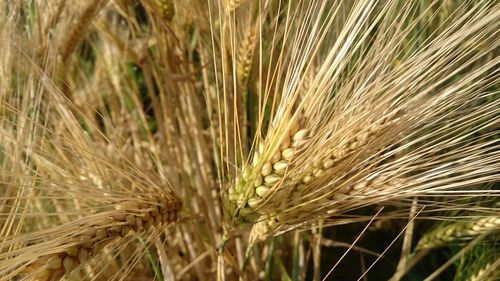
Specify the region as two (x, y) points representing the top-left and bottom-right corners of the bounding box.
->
(0, 30), (182, 281)
(0, 85), (183, 280)
(3, 198), (180, 281)
(215, 0), (500, 242)
(416, 216), (500, 250)
(7, 198), (180, 280)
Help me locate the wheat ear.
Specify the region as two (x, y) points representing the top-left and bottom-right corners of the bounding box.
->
(416, 216), (500, 250)
(9, 197), (181, 281)
(236, 24), (258, 86)
(59, 0), (104, 62)
(248, 173), (413, 244)
(228, 111), (398, 224)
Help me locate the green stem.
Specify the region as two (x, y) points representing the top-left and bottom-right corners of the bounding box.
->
(139, 237), (164, 281)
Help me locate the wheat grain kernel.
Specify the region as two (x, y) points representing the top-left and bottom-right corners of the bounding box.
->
(96, 229), (107, 240)
(239, 207), (252, 216)
(79, 235), (94, 248)
(242, 167), (252, 180)
(273, 161), (288, 174)
(35, 269), (51, 281)
(136, 218), (143, 230)
(111, 213), (126, 220)
(255, 185), (270, 197)
(236, 195), (246, 207)
(280, 136), (290, 150)
(63, 257), (75, 272)
(302, 175), (313, 184)
(292, 129), (309, 141)
(264, 174), (280, 185)
(349, 141), (359, 150)
(149, 205), (159, 216)
(323, 158), (334, 169)
(353, 181), (368, 190)
(252, 152), (261, 166)
(126, 215), (135, 225)
(258, 143), (265, 154)
(253, 176), (263, 187)
(271, 150), (281, 163)
(247, 197), (261, 209)
(296, 184), (307, 191)
(333, 149), (346, 159)
(282, 148), (295, 160)
(78, 248), (89, 263)
(261, 162), (272, 176)
(66, 246), (79, 257)
(45, 255), (62, 269)
(289, 119), (299, 136)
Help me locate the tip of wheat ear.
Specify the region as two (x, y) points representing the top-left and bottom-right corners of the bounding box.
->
(20, 196), (181, 281)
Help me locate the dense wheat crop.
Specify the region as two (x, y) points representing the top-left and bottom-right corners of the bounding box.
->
(0, 0), (498, 280)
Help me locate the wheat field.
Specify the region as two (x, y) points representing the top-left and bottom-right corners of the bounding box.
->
(0, 0), (498, 280)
